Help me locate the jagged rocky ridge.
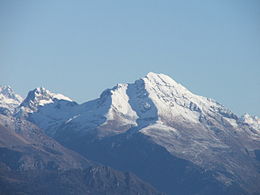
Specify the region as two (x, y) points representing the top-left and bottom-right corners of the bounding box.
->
(0, 86), (23, 116)
(1, 73), (260, 194)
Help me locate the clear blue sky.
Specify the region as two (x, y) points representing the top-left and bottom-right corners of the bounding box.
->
(0, 0), (259, 116)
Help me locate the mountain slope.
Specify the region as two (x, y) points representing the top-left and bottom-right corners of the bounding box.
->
(0, 114), (162, 195)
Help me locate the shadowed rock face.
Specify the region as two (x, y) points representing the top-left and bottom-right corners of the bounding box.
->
(0, 165), (162, 195)
(55, 131), (246, 195)
(0, 114), (163, 195)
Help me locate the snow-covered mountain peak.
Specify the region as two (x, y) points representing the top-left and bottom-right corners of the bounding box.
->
(143, 72), (188, 92)
(73, 73), (236, 131)
(122, 72), (239, 127)
(19, 87), (73, 113)
(84, 72), (210, 129)
(14, 87), (77, 133)
(141, 72), (202, 106)
(98, 72), (193, 111)
(31, 87), (72, 102)
(135, 73), (205, 122)
(145, 72), (180, 86)
(0, 86), (23, 115)
(0, 85), (23, 103)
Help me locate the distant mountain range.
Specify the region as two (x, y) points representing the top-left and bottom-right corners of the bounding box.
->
(1, 72), (259, 195)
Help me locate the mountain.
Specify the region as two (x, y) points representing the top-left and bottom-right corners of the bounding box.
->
(15, 87), (78, 135)
(8, 72), (260, 194)
(0, 113), (162, 195)
(0, 86), (23, 115)
(19, 87), (73, 112)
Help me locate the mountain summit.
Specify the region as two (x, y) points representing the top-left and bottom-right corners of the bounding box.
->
(20, 87), (73, 112)
(59, 72), (239, 136)
(15, 87), (77, 134)
(0, 86), (23, 115)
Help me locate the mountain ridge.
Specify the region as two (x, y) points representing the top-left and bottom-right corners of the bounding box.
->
(1, 73), (260, 194)
(0, 86), (23, 115)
